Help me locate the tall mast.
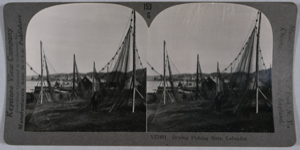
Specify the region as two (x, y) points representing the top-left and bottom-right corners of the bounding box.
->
(163, 40), (166, 105)
(196, 54), (199, 100)
(72, 54), (76, 99)
(132, 10), (136, 113)
(167, 52), (177, 102)
(255, 11), (262, 114)
(93, 62), (95, 95)
(107, 66), (109, 91)
(44, 53), (55, 102)
(216, 62), (219, 94)
(230, 66), (232, 82)
(40, 41), (43, 104)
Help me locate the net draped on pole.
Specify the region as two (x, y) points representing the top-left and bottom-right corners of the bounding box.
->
(219, 12), (272, 113)
(92, 11), (146, 111)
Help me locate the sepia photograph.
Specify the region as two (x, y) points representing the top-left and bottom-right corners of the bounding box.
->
(25, 3), (147, 132)
(146, 3), (273, 132)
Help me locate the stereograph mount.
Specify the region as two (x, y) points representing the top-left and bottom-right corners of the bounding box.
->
(2, 1), (297, 147)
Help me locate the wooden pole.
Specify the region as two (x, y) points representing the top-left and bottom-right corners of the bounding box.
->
(196, 54), (199, 100)
(40, 41), (43, 104)
(44, 54), (56, 102)
(107, 66), (109, 91)
(256, 12), (262, 114)
(93, 62), (95, 95)
(163, 40), (166, 105)
(166, 52), (177, 102)
(230, 66), (232, 81)
(72, 54), (76, 99)
(132, 10), (136, 113)
(216, 62), (219, 94)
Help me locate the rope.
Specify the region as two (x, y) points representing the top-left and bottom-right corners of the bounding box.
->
(44, 55), (57, 74)
(42, 46), (57, 74)
(259, 46), (267, 70)
(135, 45), (144, 68)
(222, 12), (260, 72)
(166, 50), (180, 74)
(117, 12), (133, 51)
(147, 62), (162, 76)
(26, 62), (40, 75)
(99, 13), (133, 72)
(169, 56), (180, 74)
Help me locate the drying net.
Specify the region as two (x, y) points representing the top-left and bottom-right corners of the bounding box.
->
(34, 45), (61, 103)
(220, 12), (272, 112)
(92, 11), (146, 111)
(75, 57), (93, 100)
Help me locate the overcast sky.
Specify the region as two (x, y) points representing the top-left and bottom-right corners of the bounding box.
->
(147, 3), (272, 75)
(26, 3), (148, 76)
(26, 3), (272, 76)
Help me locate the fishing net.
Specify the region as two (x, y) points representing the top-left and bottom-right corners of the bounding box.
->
(91, 12), (146, 112)
(44, 54), (58, 103)
(220, 12), (272, 112)
(75, 58), (93, 100)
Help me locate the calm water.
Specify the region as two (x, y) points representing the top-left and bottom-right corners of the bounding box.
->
(147, 80), (161, 93)
(26, 80), (57, 92)
(147, 80), (182, 93)
(26, 80), (38, 92)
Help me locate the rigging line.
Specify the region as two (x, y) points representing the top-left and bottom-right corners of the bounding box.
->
(42, 47), (57, 74)
(239, 10), (258, 49)
(100, 43), (123, 72)
(165, 50), (180, 74)
(147, 62), (162, 76)
(99, 13), (133, 72)
(117, 12), (133, 50)
(238, 15), (258, 54)
(45, 56), (57, 74)
(258, 46), (267, 70)
(136, 49), (143, 68)
(99, 39), (125, 72)
(234, 13), (259, 60)
(26, 62), (40, 75)
(135, 45), (144, 68)
(169, 56), (180, 74)
(238, 12), (259, 55)
(221, 17), (258, 73)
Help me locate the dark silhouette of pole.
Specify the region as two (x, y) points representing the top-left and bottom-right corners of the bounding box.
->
(255, 11), (262, 114)
(216, 62), (219, 94)
(163, 40), (166, 105)
(40, 41), (44, 104)
(196, 54), (199, 100)
(93, 62), (95, 95)
(166, 51), (177, 102)
(132, 10), (136, 113)
(72, 54), (76, 100)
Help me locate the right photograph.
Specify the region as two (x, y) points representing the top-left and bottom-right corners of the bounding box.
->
(146, 3), (273, 132)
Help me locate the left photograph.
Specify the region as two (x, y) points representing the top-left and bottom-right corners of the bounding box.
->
(25, 3), (147, 132)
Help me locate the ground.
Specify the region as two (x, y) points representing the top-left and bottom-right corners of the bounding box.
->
(147, 100), (274, 132)
(25, 99), (146, 132)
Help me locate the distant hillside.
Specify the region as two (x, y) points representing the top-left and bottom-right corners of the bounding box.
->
(27, 68), (147, 81)
(147, 68), (272, 82)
